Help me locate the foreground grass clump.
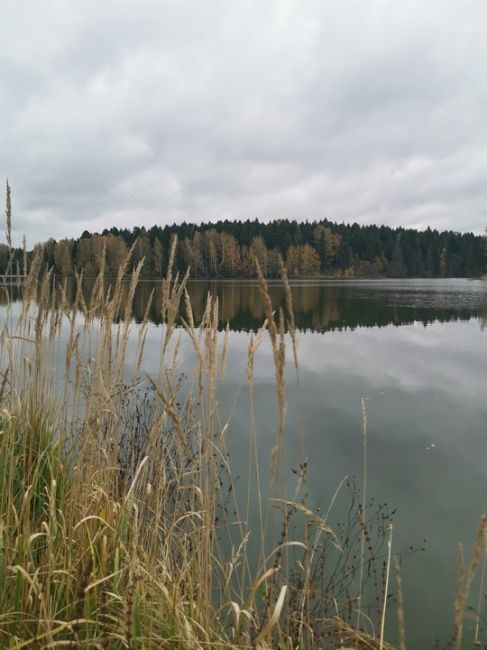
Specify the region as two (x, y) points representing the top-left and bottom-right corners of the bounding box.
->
(0, 263), (230, 647)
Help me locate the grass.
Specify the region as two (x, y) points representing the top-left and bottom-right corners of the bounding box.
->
(0, 186), (486, 648)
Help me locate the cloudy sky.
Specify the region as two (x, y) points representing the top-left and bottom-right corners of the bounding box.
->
(1, 0), (487, 246)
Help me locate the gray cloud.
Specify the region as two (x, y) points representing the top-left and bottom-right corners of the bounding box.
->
(1, 0), (487, 245)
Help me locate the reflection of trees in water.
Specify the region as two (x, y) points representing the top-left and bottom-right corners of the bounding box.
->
(10, 279), (480, 333)
(127, 281), (478, 332)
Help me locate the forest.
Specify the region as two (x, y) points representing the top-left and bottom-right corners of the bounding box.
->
(2, 218), (486, 279)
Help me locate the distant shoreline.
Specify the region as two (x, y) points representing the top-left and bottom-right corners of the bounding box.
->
(33, 274), (487, 284)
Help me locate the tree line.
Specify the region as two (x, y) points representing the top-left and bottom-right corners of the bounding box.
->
(1, 218), (486, 278)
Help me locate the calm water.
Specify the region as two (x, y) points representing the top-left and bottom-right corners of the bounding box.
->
(7, 277), (487, 647)
(182, 278), (487, 648)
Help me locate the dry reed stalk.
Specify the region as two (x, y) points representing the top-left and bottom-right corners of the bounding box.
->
(104, 240), (136, 322)
(161, 234), (177, 325)
(379, 523), (393, 650)
(474, 544), (487, 643)
(278, 255), (297, 370)
(22, 234), (27, 278)
(182, 286), (205, 401)
(357, 397), (369, 631)
(220, 320), (229, 381)
(393, 556), (406, 650)
(4, 179), (13, 277)
(90, 237), (107, 310)
(60, 275), (83, 431)
(279, 257), (307, 480)
(454, 514), (487, 650)
(5, 179), (11, 249)
(162, 267), (190, 360)
(253, 256), (287, 512)
(244, 324), (267, 574)
(120, 261), (144, 334)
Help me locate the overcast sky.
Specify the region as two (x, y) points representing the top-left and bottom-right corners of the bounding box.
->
(1, 0), (487, 246)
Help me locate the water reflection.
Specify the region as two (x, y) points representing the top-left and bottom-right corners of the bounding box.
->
(180, 279), (486, 332)
(21, 277), (487, 332)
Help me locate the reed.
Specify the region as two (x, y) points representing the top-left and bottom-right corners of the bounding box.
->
(0, 187), (484, 648)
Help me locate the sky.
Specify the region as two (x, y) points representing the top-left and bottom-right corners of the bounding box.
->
(1, 0), (487, 246)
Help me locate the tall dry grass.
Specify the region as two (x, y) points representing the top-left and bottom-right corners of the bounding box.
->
(0, 234), (391, 648)
(0, 186), (485, 649)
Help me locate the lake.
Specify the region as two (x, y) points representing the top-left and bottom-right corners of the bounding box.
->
(5, 276), (487, 647)
(177, 278), (487, 647)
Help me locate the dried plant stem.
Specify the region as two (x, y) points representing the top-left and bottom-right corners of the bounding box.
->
(454, 514), (487, 650)
(357, 397), (368, 631)
(474, 548), (487, 643)
(380, 523), (393, 650)
(394, 556), (406, 650)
